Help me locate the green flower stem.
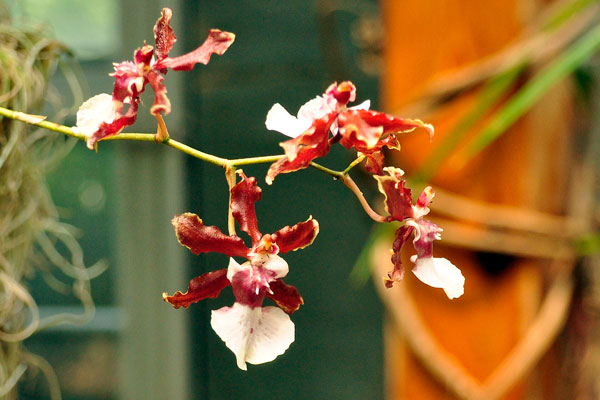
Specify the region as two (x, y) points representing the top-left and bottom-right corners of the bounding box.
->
(343, 155), (366, 175)
(308, 161), (344, 179)
(228, 154), (284, 167)
(0, 105), (388, 222)
(163, 137), (228, 167)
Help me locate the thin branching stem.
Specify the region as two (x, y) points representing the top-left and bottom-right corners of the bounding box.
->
(0, 106), (390, 223)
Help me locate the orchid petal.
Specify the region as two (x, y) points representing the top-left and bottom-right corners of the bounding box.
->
(325, 81), (356, 106)
(230, 172), (263, 244)
(76, 94), (139, 149)
(110, 61), (145, 102)
(413, 186), (435, 219)
(266, 114), (335, 184)
(374, 167), (414, 221)
(73, 94), (116, 137)
(155, 29), (235, 71)
(230, 267), (266, 308)
(362, 151), (385, 175)
(262, 254), (289, 279)
(357, 110), (434, 138)
(271, 217), (319, 254)
(163, 269), (230, 308)
(148, 70), (171, 115)
(153, 8), (176, 61)
(266, 279), (304, 314)
(385, 225), (413, 288)
(211, 303), (295, 370)
(296, 96), (334, 122)
(226, 257), (244, 282)
(172, 213), (249, 258)
(407, 218), (442, 259)
(265, 103), (311, 138)
(228, 255), (289, 308)
(338, 110), (383, 150)
(411, 256), (465, 299)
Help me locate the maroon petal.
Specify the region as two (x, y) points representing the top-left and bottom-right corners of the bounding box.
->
(230, 172), (262, 245)
(373, 168), (414, 221)
(153, 8), (177, 61)
(362, 151), (385, 175)
(163, 269), (230, 309)
(230, 268), (265, 309)
(355, 109), (434, 138)
(385, 225), (413, 288)
(172, 212), (249, 258)
(266, 114), (335, 184)
(271, 217), (319, 254)
(155, 29), (235, 71)
(266, 279), (304, 314)
(148, 70), (171, 115)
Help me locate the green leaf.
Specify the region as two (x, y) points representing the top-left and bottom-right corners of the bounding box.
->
(464, 23), (600, 159)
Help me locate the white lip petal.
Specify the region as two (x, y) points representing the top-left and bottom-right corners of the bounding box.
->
(265, 103), (309, 138)
(411, 256), (465, 299)
(73, 93), (117, 136)
(211, 303), (295, 370)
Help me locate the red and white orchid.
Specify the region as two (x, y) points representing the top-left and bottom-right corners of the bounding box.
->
(164, 171), (319, 370)
(374, 167), (464, 299)
(264, 81), (434, 183)
(73, 8), (235, 149)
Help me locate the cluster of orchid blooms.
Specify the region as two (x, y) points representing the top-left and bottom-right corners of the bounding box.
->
(72, 8), (465, 370)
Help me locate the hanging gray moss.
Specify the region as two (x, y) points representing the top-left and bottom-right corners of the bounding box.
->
(0, 4), (101, 398)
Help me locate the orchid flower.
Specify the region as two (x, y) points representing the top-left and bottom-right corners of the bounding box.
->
(164, 171), (319, 370)
(264, 81), (433, 183)
(374, 167), (464, 299)
(73, 8), (235, 149)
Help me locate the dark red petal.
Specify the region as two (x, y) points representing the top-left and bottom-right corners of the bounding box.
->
(338, 110), (384, 152)
(266, 279), (304, 314)
(230, 172), (262, 245)
(271, 217), (319, 254)
(354, 109), (434, 138)
(163, 269), (230, 309)
(154, 29), (235, 71)
(266, 114), (335, 184)
(385, 225), (413, 288)
(153, 8), (177, 61)
(172, 212), (249, 258)
(86, 99), (139, 149)
(148, 70), (171, 115)
(363, 151), (385, 175)
(374, 168), (414, 221)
